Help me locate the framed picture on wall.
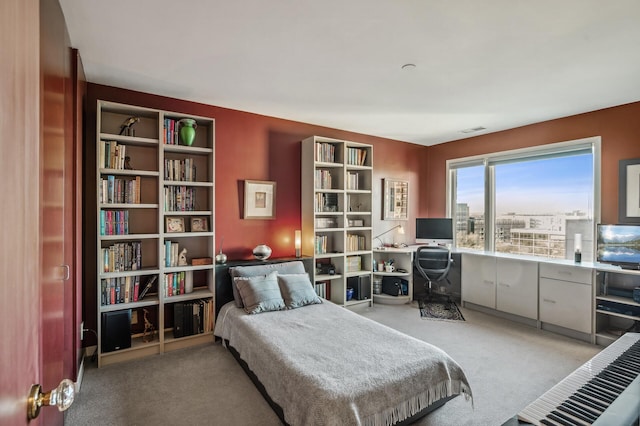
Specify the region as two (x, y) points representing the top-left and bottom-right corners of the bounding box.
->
(244, 180), (276, 219)
(619, 158), (640, 223)
(383, 178), (409, 220)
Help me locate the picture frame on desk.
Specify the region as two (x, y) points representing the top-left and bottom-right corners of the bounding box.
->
(190, 217), (209, 232)
(166, 217), (185, 233)
(619, 158), (640, 223)
(244, 180), (276, 219)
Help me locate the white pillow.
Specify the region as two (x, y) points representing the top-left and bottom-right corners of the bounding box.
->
(277, 273), (322, 309)
(234, 271), (285, 314)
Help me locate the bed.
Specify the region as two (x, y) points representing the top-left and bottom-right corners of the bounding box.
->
(214, 260), (472, 425)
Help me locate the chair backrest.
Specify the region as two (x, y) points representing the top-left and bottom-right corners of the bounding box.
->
(414, 246), (452, 282)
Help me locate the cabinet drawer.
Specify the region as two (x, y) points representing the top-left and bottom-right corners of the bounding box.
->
(539, 263), (592, 285)
(539, 278), (592, 334)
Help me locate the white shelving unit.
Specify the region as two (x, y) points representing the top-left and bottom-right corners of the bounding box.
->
(594, 266), (640, 346)
(372, 248), (413, 304)
(96, 100), (215, 366)
(301, 136), (373, 308)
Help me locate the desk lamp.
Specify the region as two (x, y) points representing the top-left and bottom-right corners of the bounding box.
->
(373, 225), (405, 249)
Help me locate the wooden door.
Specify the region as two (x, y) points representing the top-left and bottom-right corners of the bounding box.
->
(0, 0), (44, 424)
(0, 1), (78, 424)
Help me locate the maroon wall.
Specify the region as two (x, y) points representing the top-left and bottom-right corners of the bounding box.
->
(426, 102), (640, 223)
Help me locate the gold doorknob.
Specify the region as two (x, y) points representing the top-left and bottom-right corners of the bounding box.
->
(27, 378), (75, 420)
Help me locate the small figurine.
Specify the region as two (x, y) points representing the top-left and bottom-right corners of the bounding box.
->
(142, 308), (155, 342)
(124, 156), (133, 170)
(178, 248), (188, 266)
(119, 116), (140, 136)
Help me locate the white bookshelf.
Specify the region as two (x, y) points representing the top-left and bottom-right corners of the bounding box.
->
(301, 136), (373, 308)
(96, 100), (215, 366)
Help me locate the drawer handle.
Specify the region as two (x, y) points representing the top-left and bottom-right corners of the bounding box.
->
(499, 282), (511, 287)
(558, 271), (572, 276)
(543, 298), (556, 304)
(483, 280), (494, 285)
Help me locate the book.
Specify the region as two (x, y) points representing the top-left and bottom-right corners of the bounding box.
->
(138, 275), (157, 300)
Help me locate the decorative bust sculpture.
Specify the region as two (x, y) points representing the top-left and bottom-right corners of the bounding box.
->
(178, 248), (188, 266)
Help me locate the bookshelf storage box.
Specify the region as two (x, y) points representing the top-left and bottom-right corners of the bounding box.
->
(301, 136), (373, 308)
(96, 100), (215, 366)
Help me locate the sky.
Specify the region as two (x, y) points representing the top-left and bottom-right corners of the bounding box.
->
(456, 154), (593, 215)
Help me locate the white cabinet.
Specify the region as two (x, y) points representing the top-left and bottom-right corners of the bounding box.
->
(461, 253), (496, 309)
(372, 248), (413, 304)
(539, 263), (592, 334)
(496, 258), (538, 320)
(301, 136), (373, 308)
(594, 266), (640, 345)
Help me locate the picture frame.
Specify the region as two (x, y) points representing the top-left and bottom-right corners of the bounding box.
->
(190, 217), (209, 232)
(619, 158), (640, 223)
(165, 217), (185, 233)
(244, 180), (276, 219)
(383, 178), (409, 220)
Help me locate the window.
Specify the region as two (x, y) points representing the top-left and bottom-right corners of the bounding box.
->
(447, 137), (600, 260)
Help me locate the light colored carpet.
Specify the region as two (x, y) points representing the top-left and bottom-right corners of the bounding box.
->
(65, 302), (601, 426)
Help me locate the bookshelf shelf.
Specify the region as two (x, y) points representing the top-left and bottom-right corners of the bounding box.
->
(302, 136), (373, 308)
(96, 100), (215, 367)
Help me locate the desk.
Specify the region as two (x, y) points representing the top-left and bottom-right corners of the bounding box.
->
(372, 246), (462, 303)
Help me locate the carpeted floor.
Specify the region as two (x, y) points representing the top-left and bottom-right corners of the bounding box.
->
(66, 302), (601, 426)
(419, 298), (466, 321)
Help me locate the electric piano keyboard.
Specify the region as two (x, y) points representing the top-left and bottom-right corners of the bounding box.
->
(518, 332), (640, 426)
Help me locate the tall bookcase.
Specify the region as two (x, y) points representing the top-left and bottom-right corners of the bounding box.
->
(96, 100), (215, 367)
(301, 136), (373, 308)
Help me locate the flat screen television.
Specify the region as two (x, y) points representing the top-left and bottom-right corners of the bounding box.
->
(416, 218), (453, 246)
(596, 224), (640, 269)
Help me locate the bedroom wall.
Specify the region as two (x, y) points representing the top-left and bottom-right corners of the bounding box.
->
(425, 101), (640, 224)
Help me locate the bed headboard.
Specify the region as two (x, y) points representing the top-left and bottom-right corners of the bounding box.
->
(214, 256), (314, 317)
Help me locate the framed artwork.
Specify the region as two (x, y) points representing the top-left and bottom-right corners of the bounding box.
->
(190, 217), (209, 232)
(244, 180), (276, 219)
(383, 178), (409, 220)
(619, 158), (640, 223)
(165, 217), (185, 233)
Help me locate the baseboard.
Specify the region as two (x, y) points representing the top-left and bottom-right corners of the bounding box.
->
(75, 349), (86, 393)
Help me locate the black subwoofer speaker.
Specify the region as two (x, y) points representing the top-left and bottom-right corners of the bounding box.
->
(101, 310), (131, 352)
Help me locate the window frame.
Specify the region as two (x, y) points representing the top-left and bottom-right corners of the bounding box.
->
(446, 136), (601, 256)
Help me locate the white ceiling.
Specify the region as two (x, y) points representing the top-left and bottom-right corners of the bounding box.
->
(59, 0), (640, 146)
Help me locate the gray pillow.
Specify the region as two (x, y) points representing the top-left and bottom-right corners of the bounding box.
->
(277, 273), (323, 309)
(230, 261), (307, 308)
(234, 271), (285, 314)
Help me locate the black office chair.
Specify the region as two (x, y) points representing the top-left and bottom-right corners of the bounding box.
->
(414, 246), (453, 303)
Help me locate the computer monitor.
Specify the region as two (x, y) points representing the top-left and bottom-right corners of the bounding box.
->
(416, 218), (453, 246)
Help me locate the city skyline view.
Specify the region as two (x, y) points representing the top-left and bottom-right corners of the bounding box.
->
(456, 153), (594, 217)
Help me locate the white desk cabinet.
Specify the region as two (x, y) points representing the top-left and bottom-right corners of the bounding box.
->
(461, 253), (496, 309)
(539, 263), (592, 334)
(496, 258), (538, 320)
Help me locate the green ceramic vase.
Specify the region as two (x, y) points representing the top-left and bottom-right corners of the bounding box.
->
(178, 118), (197, 146)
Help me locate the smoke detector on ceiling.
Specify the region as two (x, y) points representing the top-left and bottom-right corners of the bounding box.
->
(460, 126), (487, 134)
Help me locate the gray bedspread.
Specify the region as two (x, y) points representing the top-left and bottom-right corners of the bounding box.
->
(214, 301), (472, 426)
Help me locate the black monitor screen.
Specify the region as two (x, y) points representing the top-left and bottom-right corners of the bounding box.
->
(416, 218), (453, 244)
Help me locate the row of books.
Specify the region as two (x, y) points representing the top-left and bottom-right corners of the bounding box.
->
(314, 192), (339, 213)
(346, 234), (367, 252)
(164, 186), (197, 211)
(346, 171), (361, 190)
(99, 140), (128, 170)
(346, 255), (362, 272)
(164, 158), (197, 182)
(315, 142), (336, 163)
(100, 275), (155, 306)
(100, 210), (129, 236)
(99, 175), (141, 204)
(164, 240), (181, 267)
(314, 169), (333, 189)
(163, 271), (192, 297)
(315, 235), (331, 255)
(163, 118), (181, 145)
(101, 241), (142, 273)
(173, 299), (214, 338)
(314, 281), (330, 299)
(347, 147), (368, 166)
